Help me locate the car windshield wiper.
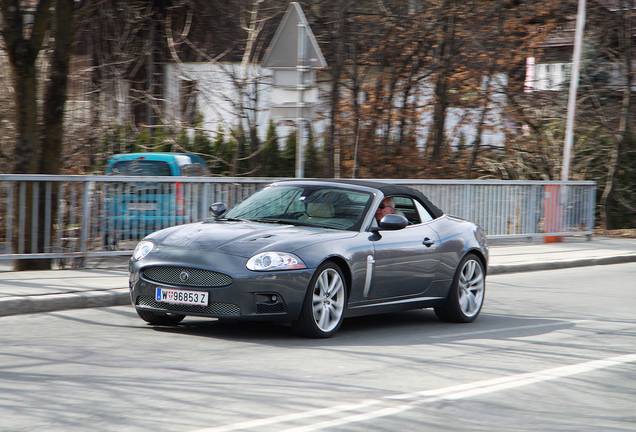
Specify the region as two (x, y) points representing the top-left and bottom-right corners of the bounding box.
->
(216, 217), (251, 222)
(252, 218), (316, 227)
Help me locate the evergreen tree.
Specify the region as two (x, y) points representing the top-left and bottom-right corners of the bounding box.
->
(209, 126), (233, 175)
(261, 120), (280, 177)
(193, 112), (212, 155)
(177, 129), (190, 152)
(246, 126), (260, 175)
(152, 126), (172, 152)
(304, 126), (321, 178)
(230, 127), (250, 175)
(194, 129), (211, 155)
(282, 129), (297, 177)
(135, 127), (151, 152)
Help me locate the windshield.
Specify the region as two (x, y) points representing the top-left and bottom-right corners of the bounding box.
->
(109, 160), (172, 176)
(224, 184), (373, 231)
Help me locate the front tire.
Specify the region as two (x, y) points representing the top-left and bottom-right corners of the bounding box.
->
(435, 253), (485, 323)
(292, 262), (347, 338)
(137, 309), (185, 326)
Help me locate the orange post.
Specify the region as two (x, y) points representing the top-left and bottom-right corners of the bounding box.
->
(544, 185), (563, 243)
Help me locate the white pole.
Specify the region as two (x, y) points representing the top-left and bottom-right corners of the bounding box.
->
(296, 22), (307, 178)
(562, 0), (586, 181)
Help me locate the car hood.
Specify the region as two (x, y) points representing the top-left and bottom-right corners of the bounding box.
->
(146, 221), (358, 258)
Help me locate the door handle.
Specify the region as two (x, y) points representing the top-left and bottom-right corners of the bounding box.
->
(423, 237), (435, 247)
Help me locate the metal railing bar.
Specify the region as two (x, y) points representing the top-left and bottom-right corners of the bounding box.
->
(56, 182), (64, 255)
(44, 182), (52, 253)
(18, 182), (26, 254)
(6, 183), (14, 254)
(0, 250), (133, 260)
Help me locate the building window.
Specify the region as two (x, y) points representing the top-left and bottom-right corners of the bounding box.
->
(536, 62), (571, 91)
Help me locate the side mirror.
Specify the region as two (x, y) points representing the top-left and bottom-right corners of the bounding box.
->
(209, 202), (227, 218)
(377, 214), (408, 230)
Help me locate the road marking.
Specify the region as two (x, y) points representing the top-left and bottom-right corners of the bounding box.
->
(389, 353), (636, 401)
(427, 320), (573, 338)
(279, 406), (412, 432)
(190, 400), (382, 432)
(192, 353), (636, 432)
(426, 318), (627, 339)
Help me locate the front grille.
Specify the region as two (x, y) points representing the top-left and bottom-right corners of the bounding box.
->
(136, 296), (241, 316)
(143, 266), (233, 287)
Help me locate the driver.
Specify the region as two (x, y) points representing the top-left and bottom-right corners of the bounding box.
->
(374, 197), (395, 222)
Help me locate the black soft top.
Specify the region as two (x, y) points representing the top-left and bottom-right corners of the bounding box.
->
(277, 179), (445, 219)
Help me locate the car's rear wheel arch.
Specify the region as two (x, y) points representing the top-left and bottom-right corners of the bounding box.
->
(435, 252), (485, 323)
(466, 248), (487, 276)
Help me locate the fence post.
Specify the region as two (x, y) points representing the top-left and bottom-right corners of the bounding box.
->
(202, 182), (210, 221)
(79, 181), (93, 266)
(6, 183), (14, 254)
(530, 184), (539, 240)
(587, 184), (596, 240)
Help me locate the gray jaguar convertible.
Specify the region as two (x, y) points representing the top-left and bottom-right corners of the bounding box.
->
(129, 179), (488, 338)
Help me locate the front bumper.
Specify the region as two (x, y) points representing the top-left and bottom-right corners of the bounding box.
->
(129, 249), (314, 321)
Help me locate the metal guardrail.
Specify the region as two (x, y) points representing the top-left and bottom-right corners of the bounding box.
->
(0, 175), (596, 263)
(388, 179), (596, 240)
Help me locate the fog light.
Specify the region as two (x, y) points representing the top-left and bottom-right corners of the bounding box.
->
(255, 293), (286, 314)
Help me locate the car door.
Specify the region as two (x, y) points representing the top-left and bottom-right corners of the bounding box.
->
(364, 197), (440, 300)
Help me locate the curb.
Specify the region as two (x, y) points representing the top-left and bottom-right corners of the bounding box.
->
(488, 255), (636, 275)
(0, 288), (130, 317)
(1, 256), (635, 317)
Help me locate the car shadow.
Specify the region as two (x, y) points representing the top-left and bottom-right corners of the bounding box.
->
(149, 309), (575, 347)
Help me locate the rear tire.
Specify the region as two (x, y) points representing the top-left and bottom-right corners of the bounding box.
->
(435, 253), (485, 323)
(137, 309), (185, 326)
(292, 262), (347, 338)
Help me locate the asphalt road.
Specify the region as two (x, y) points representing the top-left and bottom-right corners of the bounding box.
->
(1, 263), (635, 432)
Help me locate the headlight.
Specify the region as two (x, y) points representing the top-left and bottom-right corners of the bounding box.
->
(246, 252), (307, 271)
(132, 240), (154, 261)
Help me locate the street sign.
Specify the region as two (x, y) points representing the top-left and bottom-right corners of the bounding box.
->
(262, 2), (327, 177)
(262, 3), (326, 69)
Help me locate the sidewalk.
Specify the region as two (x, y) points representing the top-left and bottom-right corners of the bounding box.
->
(1, 236), (635, 318)
(487, 236), (636, 274)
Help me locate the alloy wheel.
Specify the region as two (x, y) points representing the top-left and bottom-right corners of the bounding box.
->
(311, 268), (345, 333)
(457, 258), (485, 318)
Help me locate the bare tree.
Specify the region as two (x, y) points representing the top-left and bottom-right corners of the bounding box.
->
(1, 0), (77, 270)
(227, 0), (282, 176)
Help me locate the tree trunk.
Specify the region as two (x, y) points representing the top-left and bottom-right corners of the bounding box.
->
(599, 5), (632, 229)
(430, 73), (448, 162)
(428, 10), (455, 162)
(41, 0), (75, 175)
(1, 0), (51, 174)
(325, 0), (347, 179)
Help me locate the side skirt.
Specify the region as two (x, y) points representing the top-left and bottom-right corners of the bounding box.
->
(345, 296), (445, 318)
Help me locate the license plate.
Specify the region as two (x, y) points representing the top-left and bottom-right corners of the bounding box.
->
(128, 202), (156, 211)
(155, 288), (208, 306)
